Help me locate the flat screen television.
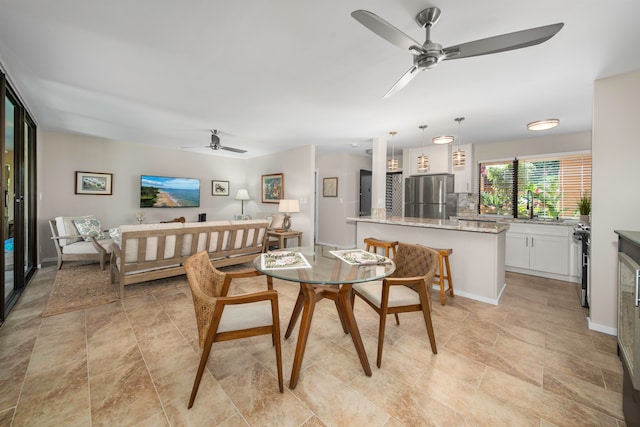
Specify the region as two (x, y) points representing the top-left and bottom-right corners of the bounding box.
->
(140, 175), (200, 208)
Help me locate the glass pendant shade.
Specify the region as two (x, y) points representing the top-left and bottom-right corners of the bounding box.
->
(452, 117), (466, 168)
(387, 131), (398, 171)
(452, 149), (466, 168)
(417, 154), (429, 171)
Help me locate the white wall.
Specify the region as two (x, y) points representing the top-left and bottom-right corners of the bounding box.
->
(316, 152), (371, 247)
(245, 145), (316, 248)
(38, 131), (315, 263)
(474, 132), (592, 162)
(590, 70), (640, 333)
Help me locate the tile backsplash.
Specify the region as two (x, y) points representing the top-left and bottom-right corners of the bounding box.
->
(457, 193), (478, 215)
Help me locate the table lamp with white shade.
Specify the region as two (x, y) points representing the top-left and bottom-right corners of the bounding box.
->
(235, 189), (250, 215)
(278, 199), (300, 231)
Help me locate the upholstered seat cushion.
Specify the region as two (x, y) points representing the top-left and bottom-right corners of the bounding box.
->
(182, 221), (231, 254)
(118, 222), (183, 263)
(61, 238), (114, 254)
(353, 280), (420, 308)
(217, 299), (274, 333)
(55, 215), (94, 246)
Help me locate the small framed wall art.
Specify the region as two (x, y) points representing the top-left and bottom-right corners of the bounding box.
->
(261, 173), (284, 203)
(75, 171), (113, 195)
(323, 177), (338, 197)
(212, 180), (229, 196)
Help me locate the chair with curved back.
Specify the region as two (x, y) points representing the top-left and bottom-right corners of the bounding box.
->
(352, 242), (438, 368)
(184, 251), (283, 409)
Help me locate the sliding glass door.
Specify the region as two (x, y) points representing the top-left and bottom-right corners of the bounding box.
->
(1, 72), (37, 321)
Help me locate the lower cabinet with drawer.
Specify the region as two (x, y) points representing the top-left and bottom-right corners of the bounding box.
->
(505, 222), (577, 282)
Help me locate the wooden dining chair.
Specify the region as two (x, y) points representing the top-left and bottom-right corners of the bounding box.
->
(184, 251), (283, 409)
(352, 243), (438, 368)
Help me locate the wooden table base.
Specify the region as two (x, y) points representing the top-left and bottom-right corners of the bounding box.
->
(285, 283), (372, 388)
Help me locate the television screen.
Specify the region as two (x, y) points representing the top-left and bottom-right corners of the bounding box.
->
(140, 175), (200, 208)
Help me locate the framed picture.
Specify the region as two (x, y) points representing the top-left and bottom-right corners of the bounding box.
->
(212, 180), (229, 196)
(323, 177), (338, 197)
(261, 173), (284, 203)
(75, 171), (113, 195)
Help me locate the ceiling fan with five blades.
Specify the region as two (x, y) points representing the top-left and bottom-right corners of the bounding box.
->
(351, 7), (564, 97)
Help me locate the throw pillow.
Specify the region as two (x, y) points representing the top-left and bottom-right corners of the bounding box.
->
(270, 213), (285, 229)
(73, 217), (105, 241)
(109, 227), (121, 245)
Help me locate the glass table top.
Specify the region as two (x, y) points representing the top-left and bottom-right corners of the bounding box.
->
(253, 246), (395, 285)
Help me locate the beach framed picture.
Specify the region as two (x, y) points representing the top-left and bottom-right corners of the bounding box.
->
(261, 173), (284, 203)
(140, 175), (200, 207)
(75, 171), (113, 195)
(212, 180), (229, 196)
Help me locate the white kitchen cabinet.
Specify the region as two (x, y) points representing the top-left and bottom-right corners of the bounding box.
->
(405, 145), (450, 176)
(452, 144), (473, 193)
(505, 222), (573, 280)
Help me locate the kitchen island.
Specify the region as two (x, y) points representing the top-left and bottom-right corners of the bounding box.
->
(347, 216), (510, 305)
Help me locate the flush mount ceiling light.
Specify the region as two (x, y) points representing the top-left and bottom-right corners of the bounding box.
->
(527, 118), (559, 131)
(417, 125), (429, 172)
(432, 135), (454, 145)
(388, 131), (398, 171)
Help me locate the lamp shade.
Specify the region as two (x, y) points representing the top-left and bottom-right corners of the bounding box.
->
(235, 189), (250, 200)
(278, 199), (300, 213)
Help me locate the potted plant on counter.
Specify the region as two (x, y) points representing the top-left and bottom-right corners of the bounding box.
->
(578, 193), (591, 223)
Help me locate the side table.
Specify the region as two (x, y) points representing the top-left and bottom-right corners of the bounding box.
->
(267, 230), (302, 249)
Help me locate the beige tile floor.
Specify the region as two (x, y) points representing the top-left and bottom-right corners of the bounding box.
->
(0, 263), (627, 426)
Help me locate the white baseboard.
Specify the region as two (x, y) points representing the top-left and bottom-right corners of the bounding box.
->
(587, 317), (617, 336)
(431, 283), (506, 306)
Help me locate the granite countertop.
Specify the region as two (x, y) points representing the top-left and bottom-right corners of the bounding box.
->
(455, 214), (579, 227)
(615, 230), (640, 247)
(347, 216), (509, 234)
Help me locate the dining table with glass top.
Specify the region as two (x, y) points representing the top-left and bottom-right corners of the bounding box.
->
(253, 245), (395, 389)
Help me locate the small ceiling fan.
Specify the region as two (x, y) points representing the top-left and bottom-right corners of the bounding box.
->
(351, 7), (563, 97)
(183, 130), (247, 153)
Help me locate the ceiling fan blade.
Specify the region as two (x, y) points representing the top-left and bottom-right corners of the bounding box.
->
(352, 10), (425, 54)
(443, 23), (564, 60)
(220, 146), (247, 154)
(384, 65), (422, 98)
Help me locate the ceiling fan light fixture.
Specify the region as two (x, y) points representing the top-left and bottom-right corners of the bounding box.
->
(432, 135), (454, 145)
(527, 119), (559, 131)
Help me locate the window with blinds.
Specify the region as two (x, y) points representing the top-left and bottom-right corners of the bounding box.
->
(479, 154), (591, 219)
(479, 160), (514, 216)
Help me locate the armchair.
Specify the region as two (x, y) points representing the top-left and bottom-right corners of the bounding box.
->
(49, 216), (114, 270)
(184, 251), (283, 408)
(352, 243), (439, 367)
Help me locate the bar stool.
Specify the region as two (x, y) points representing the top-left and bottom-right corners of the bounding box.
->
(432, 248), (454, 305)
(364, 237), (399, 259)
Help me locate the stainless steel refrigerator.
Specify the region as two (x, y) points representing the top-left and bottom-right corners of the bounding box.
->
(404, 174), (458, 219)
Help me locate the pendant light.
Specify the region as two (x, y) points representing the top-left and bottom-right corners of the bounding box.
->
(417, 125), (429, 172)
(387, 131), (398, 171)
(452, 117), (466, 168)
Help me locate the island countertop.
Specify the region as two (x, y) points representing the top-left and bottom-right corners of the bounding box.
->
(347, 216), (510, 234)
